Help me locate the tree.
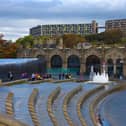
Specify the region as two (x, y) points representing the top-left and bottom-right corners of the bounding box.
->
(62, 34), (85, 48)
(0, 34), (18, 58)
(104, 29), (123, 44)
(16, 35), (34, 48)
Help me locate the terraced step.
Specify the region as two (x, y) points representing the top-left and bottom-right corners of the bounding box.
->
(90, 84), (126, 126)
(0, 87), (8, 114)
(47, 87), (61, 126)
(35, 84), (57, 126)
(67, 90), (84, 126)
(28, 88), (40, 126)
(12, 86), (33, 126)
(52, 82), (79, 126)
(63, 86), (82, 126)
(78, 86), (104, 126)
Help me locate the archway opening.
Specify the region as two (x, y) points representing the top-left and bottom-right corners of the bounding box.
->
(67, 55), (80, 74)
(49, 55), (63, 74)
(116, 59), (123, 78)
(107, 59), (114, 77)
(51, 55), (63, 68)
(86, 55), (100, 74)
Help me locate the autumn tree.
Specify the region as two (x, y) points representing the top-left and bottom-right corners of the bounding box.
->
(0, 34), (17, 58)
(62, 34), (85, 48)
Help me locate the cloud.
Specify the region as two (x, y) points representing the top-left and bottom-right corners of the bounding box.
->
(0, 0), (125, 41)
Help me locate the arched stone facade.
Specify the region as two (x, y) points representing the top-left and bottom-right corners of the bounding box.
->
(17, 47), (126, 77)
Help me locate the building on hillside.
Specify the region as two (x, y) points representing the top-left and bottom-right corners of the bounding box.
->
(30, 20), (98, 37)
(105, 19), (126, 35)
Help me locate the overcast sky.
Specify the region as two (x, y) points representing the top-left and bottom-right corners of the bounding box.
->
(0, 0), (126, 41)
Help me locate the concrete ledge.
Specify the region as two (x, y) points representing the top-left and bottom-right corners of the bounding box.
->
(47, 87), (61, 126)
(28, 88), (40, 126)
(3, 79), (28, 86)
(53, 78), (76, 83)
(29, 79), (53, 84)
(77, 85), (104, 126)
(0, 114), (28, 126)
(63, 85), (82, 126)
(90, 84), (126, 126)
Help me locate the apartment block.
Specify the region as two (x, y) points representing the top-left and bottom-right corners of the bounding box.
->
(30, 20), (98, 37)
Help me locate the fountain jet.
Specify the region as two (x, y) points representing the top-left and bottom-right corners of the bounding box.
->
(89, 66), (109, 83)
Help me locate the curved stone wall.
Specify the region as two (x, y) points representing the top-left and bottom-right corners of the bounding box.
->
(0, 114), (28, 126)
(90, 84), (126, 126)
(28, 88), (40, 126)
(5, 92), (14, 116)
(77, 86), (104, 126)
(63, 85), (82, 126)
(47, 87), (61, 126)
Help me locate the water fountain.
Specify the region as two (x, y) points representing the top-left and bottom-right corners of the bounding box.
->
(89, 66), (109, 83)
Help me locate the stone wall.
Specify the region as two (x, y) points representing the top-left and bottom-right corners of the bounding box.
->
(17, 47), (126, 76)
(28, 88), (40, 126)
(63, 85), (82, 126)
(47, 87), (61, 126)
(77, 86), (104, 126)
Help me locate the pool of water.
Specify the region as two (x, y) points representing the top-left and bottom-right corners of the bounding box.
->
(100, 90), (126, 126)
(0, 82), (98, 125)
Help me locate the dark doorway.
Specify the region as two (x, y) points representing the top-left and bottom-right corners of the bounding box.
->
(107, 59), (114, 77)
(51, 55), (63, 68)
(86, 55), (101, 74)
(67, 55), (80, 74)
(116, 59), (123, 77)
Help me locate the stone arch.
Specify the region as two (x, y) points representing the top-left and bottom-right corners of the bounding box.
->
(85, 48), (102, 60)
(51, 55), (63, 68)
(86, 55), (101, 74)
(107, 58), (114, 77)
(33, 49), (46, 58)
(67, 55), (80, 74)
(36, 54), (46, 59)
(49, 50), (64, 61)
(105, 48), (124, 61)
(66, 50), (81, 60)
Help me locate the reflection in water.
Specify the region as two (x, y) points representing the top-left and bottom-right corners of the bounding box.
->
(100, 91), (126, 126)
(0, 82), (98, 125)
(2, 82), (125, 126)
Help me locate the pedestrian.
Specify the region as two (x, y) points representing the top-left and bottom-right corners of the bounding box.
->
(62, 73), (65, 80)
(96, 114), (103, 126)
(59, 73), (61, 80)
(8, 72), (13, 81)
(31, 73), (35, 81)
(98, 114), (103, 126)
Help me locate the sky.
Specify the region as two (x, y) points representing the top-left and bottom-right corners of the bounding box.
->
(0, 0), (126, 41)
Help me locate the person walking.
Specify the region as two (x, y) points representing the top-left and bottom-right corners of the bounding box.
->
(8, 72), (13, 81)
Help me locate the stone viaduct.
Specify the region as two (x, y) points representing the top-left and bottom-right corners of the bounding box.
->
(17, 46), (126, 77)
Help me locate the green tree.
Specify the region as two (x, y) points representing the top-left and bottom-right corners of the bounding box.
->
(16, 35), (34, 48)
(104, 29), (123, 44)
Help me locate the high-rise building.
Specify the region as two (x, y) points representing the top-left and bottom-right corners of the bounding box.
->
(30, 20), (98, 37)
(105, 19), (126, 34)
